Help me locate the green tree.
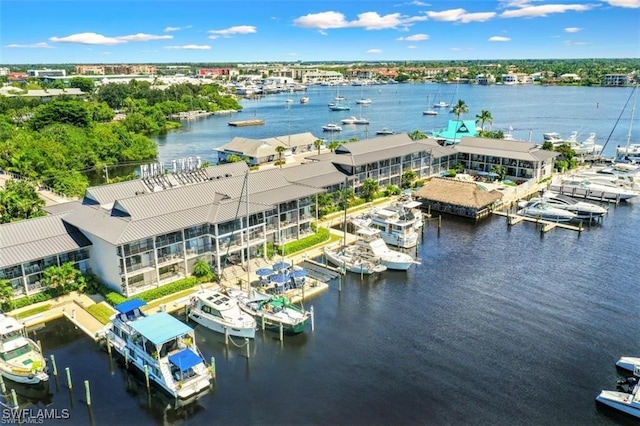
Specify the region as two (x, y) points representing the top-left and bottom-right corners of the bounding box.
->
(41, 262), (80, 296)
(314, 138), (324, 155)
(69, 77), (95, 94)
(542, 141), (555, 151)
(193, 259), (214, 282)
(408, 130), (428, 141)
(0, 279), (14, 310)
(0, 180), (46, 223)
(385, 184), (401, 196)
(475, 109), (493, 131)
(491, 165), (507, 180)
(451, 99), (468, 122)
(401, 170), (417, 189)
(29, 100), (91, 131)
(275, 145), (286, 168)
(360, 178), (379, 202)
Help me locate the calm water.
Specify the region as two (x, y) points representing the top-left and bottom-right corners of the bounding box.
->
(20, 84), (640, 425)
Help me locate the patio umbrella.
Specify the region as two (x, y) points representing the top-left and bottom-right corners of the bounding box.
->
(272, 261), (291, 271)
(290, 269), (307, 278)
(270, 273), (290, 283)
(256, 268), (273, 276)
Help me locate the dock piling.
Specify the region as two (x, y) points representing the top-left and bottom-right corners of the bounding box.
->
(310, 306), (315, 331)
(84, 380), (91, 406)
(279, 322), (283, 342)
(245, 338), (250, 359)
(10, 389), (17, 410)
(0, 374), (5, 394)
(210, 356), (216, 380)
(144, 365), (150, 390)
(50, 354), (58, 376)
(65, 367), (72, 389)
(225, 328), (229, 346)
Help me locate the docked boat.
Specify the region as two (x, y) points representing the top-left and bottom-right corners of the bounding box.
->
(322, 122), (342, 132)
(595, 377), (640, 419)
(323, 244), (387, 275)
(549, 177), (638, 201)
(519, 193), (608, 219)
(376, 127), (395, 135)
(105, 299), (213, 400)
(351, 205), (420, 249)
(352, 227), (420, 271)
(0, 313), (48, 385)
(188, 287), (257, 339)
(225, 288), (310, 335)
(516, 199), (578, 222)
(616, 356), (640, 377)
(542, 131), (603, 155)
(341, 116), (370, 125)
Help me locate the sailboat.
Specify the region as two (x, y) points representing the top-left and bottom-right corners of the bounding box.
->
(423, 94), (438, 116)
(329, 86), (350, 111)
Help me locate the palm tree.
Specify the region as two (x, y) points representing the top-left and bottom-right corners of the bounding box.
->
(0, 279), (14, 311)
(193, 259), (214, 281)
(42, 262), (79, 296)
(275, 145), (286, 168)
(451, 99), (468, 122)
(408, 130), (428, 141)
(475, 109), (493, 131)
(313, 138), (324, 155)
(360, 178), (379, 202)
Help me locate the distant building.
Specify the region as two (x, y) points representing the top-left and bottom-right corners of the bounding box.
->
(603, 74), (630, 87)
(414, 178), (503, 220)
(27, 69), (66, 78)
(215, 133), (319, 166)
(75, 65), (157, 75)
(475, 74), (496, 85)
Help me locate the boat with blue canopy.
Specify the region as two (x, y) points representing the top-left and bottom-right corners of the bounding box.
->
(104, 299), (213, 401)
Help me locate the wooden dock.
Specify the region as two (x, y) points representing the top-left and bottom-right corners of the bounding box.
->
(228, 119), (265, 127)
(493, 210), (584, 233)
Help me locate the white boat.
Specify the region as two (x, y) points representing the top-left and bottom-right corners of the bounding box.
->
(542, 131), (565, 144)
(323, 244), (387, 275)
(356, 98), (372, 105)
(105, 299), (213, 400)
(543, 131), (603, 155)
(550, 177), (638, 201)
(595, 378), (640, 419)
(225, 288), (310, 335)
(352, 227), (419, 271)
(423, 109), (438, 116)
(616, 356), (640, 377)
(188, 287), (257, 339)
(0, 314), (48, 385)
(516, 199), (578, 222)
(433, 101), (449, 108)
(341, 116), (370, 125)
(329, 103), (350, 111)
(322, 122), (342, 132)
(519, 193), (608, 219)
(351, 205), (420, 249)
(299, 96), (309, 104)
(376, 127), (395, 135)
(617, 144), (640, 160)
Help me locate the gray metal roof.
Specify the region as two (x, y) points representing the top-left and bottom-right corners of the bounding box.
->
(280, 161), (349, 187)
(0, 214), (91, 268)
(455, 137), (558, 161)
(215, 132), (319, 158)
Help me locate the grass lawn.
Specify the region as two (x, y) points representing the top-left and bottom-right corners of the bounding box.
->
(11, 304), (51, 320)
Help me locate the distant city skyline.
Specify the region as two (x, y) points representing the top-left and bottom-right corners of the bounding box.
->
(1, 0), (639, 65)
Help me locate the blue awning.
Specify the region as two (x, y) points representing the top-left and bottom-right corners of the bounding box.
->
(168, 348), (203, 372)
(115, 299), (146, 314)
(130, 312), (193, 345)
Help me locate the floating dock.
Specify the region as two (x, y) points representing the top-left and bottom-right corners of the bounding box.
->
(228, 119), (265, 127)
(493, 210), (584, 233)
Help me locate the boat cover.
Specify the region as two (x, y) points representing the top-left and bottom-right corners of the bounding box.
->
(114, 299), (146, 314)
(129, 312), (193, 345)
(169, 348), (202, 372)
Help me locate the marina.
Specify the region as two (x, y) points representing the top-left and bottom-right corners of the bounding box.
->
(3, 84), (640, 425)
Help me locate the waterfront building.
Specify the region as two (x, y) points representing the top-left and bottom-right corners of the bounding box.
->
(603, 74), (632, 87)
(27, 69), (66, 78)
(215, 132), (319, 166)
(431, 120), (478, 145)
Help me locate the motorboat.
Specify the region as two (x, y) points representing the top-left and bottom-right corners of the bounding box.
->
(595, 377), (640, 419)
(299, 96), (309, 104)
(188, 287), (257, 339)
(433, 101), (449, 108)
(351, 205), (420, 249)
(352, 227), (420, 271)
(225, 288), (310, 335)
(423, 109), (438, 116)
(572, 132), (603, 155)
(516, 199), (578, 222)
(549, 177), (638, 201)
(341, 116), (369, 125)
(356, 98), (372, 105)
(105, 299), (213, 400)
(329, 103), (350, 111)
(617, 143), (640, 160)
(616, 356), (640, 377)
(376, 128), (395, 135)
(323, 244), (387, 275)
(0, 314), (49, 385)
(542, 131), (565, 144)
(519, 193), (608, 219)
(322, 122), (342, 132)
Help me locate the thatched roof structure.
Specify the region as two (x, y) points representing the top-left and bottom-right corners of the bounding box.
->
(414, 177), (503, 208)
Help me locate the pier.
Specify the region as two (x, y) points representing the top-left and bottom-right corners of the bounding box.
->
(228, 119), (265, 127)
(493, 210), (584, 233)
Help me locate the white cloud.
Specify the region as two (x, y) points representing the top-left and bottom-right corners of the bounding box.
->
(489, 36), (511, 42)
(563, 40), (590, 46)
(367, 49), (383, 54)
(501, 4), (598, 18)
(425, 8), (495, 23)
(208, 25), (257, 39)
(117, 33), (173, 42)
(164, 26), (181, 32)
(460, 12), (497, 23)
(397, 34), (429, 41)
(603, 0), (640, 7)
(407, 45), (418, 49)
(293, 11), (426, 30)
(49, 32), (172, 45)
(50, 33), (126, 45)
(4, 42), (53, 49)
(164, 45), (211, 50)
(564, 27), (582, 33)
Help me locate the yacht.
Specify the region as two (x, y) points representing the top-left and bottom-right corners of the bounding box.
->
(299, 96), (309, 104)
(616, 356), (640, 377)
(355, 98), (372, 105)
(433, 101), (449, 108)
(550, 177), (638, 201)
(375, 128), (395, 135)
(322, 123), (342, 132)
(351, 206), (420, 249)
(0, 314), (49, 385)
(516, 199), (578, 222)
(595, 378), (640, 419)
(519, 193), (608, 219)
(423, 109), (438, 116)
(352, 227), (420, 271)
(341, 116), (370, 125)
(188, 287), (257, 339)
(323, 244), (387, 275)
(105, 299), (213, 400)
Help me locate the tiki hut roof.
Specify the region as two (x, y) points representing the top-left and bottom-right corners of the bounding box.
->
(414, 177), (503, 209)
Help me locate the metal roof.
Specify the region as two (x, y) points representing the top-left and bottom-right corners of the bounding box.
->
(215, 132), (319, 158)
(129, 312), (193, 345)
(456, 137), (558, 161)
(0, 214), (91, 268)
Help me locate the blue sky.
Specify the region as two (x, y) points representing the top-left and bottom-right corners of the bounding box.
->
(1, 0), (639, 64)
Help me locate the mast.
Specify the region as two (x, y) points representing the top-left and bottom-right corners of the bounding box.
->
(245, 171), (251, 291)
(625, 84), (638, 152)
(342, 177), (348, 248)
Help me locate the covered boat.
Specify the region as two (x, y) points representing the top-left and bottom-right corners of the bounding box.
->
(0, 314), (48, 385)
(189, 287), (257, 339)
